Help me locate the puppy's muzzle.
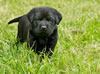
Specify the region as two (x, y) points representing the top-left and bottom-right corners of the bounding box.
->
(41, 25), (47, 31)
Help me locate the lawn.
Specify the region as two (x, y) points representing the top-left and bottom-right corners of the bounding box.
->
(0, 0), (100, 73)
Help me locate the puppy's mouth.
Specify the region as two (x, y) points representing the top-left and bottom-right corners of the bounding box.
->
(30, 29), (52, 38)
(39, 31), (48, 37)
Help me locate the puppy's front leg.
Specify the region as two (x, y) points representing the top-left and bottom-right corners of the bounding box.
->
(47, 29), (58, 57)
(27, 30), (35, 49)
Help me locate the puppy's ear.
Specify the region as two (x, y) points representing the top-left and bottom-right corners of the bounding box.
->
(54, 10), (62, 25)
(27, 8), (36, 24)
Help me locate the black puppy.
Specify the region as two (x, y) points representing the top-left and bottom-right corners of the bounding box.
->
(8, 6), (62, 56)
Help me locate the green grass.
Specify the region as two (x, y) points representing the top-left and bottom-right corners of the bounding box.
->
(0, 0), (100, 73)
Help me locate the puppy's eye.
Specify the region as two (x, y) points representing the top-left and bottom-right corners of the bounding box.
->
(47, 18), (53, 21)
(38, 18), (42, 21)
(34, 18), (42, 21)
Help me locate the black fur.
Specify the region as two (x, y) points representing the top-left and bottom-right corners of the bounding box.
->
(8, 6), (62, 56)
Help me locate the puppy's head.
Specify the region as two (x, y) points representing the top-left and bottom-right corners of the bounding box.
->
(27, 6), (62, 37)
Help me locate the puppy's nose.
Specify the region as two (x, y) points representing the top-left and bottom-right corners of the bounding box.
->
(41, 26), (47, 30)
